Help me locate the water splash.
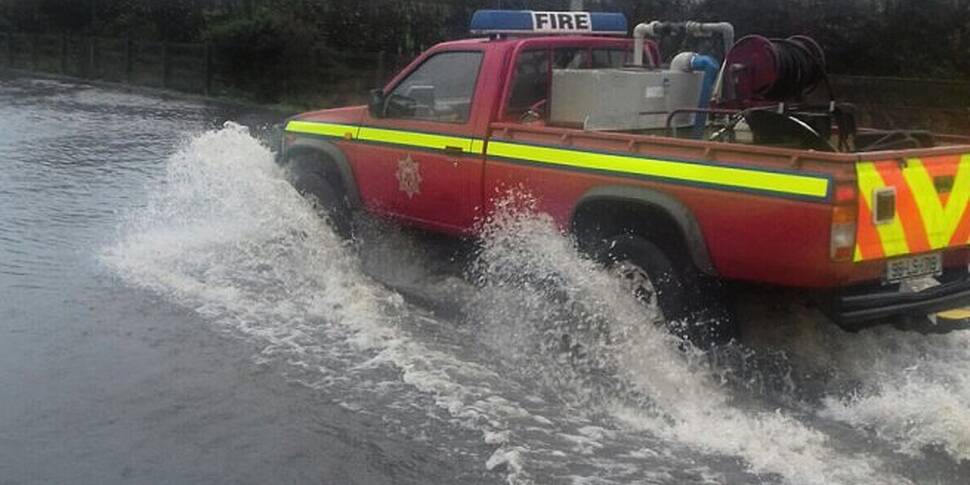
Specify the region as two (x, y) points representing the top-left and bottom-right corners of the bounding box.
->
(729, 295), (970, 463)
(468, 196), (899, 485)
(102, 123), (926, 484)
(103, 123), (538, 483)
(814, 325), (970, 460)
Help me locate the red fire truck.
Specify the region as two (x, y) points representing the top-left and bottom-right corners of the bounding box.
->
(280, 10), (970, 346)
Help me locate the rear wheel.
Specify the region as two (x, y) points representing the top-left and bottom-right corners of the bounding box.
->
(285, 152), (352, 238)
(597, 235), (737, 349)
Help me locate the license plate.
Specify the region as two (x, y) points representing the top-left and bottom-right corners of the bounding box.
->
(886, 253), (943, 283)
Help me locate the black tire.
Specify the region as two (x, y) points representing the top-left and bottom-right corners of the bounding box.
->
(285, 152), (352, 238)
(597, 235), (737, 349)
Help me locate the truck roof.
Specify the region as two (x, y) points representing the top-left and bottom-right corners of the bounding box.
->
(433, 35), (633, 50)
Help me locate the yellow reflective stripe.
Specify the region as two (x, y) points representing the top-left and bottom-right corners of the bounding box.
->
(487, 141), (830, 198)
(857, 161), (910, 258)
(470, 139), (487, 156)
(288, 122), (830, 198)
(285, 120), (358, 139)
(903, 156), (970, 250)
(358, 127), (475, 153)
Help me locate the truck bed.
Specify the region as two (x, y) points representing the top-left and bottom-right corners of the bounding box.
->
(482, 121), (970, 287)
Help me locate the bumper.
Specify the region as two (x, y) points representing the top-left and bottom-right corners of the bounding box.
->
(833, 272), (970, 330)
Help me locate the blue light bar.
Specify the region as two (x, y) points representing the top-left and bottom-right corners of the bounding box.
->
(470, 10), (628, 36)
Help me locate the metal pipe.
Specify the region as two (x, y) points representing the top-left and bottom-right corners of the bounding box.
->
(690, 54), (721, 138)
(685, 22), (735, 55)
(632, 21), (660, 67)
(664, 107), (741, 137)
(634, 21), (736, 98)
(634, 21), (735, 66)
(664, 52), (725, 138)
(685, 22), (735, 102)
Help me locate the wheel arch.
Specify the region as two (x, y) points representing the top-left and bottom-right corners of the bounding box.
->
(570, 185), (716, 276)
(284, 137), (361, 209)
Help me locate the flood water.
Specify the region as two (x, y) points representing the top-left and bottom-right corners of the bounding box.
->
(2, 73), (969, 484)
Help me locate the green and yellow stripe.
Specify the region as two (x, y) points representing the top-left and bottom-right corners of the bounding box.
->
(487, 140), (830, 200)
(285, 120), (358, 139)
(286, 120), (831, 201)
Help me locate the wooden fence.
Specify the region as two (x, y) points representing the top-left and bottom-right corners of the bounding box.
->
(2, 32), (969, 132)
(0, 32), (390, 105)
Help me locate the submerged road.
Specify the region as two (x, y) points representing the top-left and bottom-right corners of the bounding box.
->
(1, 73), (969, 484)
(0, 74), (492, 484)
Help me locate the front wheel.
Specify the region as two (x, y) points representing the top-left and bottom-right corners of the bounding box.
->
(285, 152), (352, 238)
(597, 235), (737, 349)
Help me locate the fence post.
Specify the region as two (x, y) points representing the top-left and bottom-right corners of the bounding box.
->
(124, 37), (133, 84)
(60, 35), (68, 74)
(30, 35), (38, 71)
(7, 34), (14, 68)
(85, 36), (95, 78)
(375, 50), (385, 87)
(92, 37), (100, 79)
(161, 42), (169, 88)
(203, 42), (212, 96)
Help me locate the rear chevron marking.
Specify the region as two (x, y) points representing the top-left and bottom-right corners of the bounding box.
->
(855, 154), (970, 261)
(856, 161), (910, 259)
(903, 156), (970, 250)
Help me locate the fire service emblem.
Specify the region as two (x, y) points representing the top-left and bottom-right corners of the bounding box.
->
(396, 154), (422, 199)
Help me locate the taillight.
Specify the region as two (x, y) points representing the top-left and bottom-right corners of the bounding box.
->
(831, 204), (857, 261)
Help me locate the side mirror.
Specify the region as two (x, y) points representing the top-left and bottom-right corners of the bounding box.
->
(368, 89), (386, 118)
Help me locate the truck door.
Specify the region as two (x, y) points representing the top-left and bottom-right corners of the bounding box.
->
(353, 49), (487, 232)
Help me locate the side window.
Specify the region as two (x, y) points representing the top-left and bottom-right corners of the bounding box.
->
(506, 50), (551, 120)
(553, 48), (588, 70)
(386, 51), (483, 123)
(506, 47), (594, 121)
(591, 48), (629, 68)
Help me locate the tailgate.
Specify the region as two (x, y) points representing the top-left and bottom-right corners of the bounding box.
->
(855, 153), (970, 261)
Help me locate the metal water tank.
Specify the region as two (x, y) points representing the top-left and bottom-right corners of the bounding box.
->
(550, 68), (703, 131)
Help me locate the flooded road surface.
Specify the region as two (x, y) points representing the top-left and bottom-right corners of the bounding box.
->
(2, 73), (969, 484)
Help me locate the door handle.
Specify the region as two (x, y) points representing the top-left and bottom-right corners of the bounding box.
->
(443, 145), (464, 167)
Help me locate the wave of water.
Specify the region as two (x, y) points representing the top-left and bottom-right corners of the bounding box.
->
(467, 198), (899, 485)
(104, 123), (969, 484)
(731, 293), (970, 464)
(103, 123), (547, 482)
(817, 325), (970, 459)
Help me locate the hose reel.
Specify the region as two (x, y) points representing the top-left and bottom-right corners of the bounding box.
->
(724, 34), (829, 104)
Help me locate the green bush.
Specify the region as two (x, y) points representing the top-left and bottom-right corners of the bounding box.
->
(205, 11), (289, 102)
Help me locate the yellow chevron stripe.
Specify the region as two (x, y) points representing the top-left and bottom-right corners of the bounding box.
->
(856, 161), (910, 260)
(903, 156), (970, 250)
